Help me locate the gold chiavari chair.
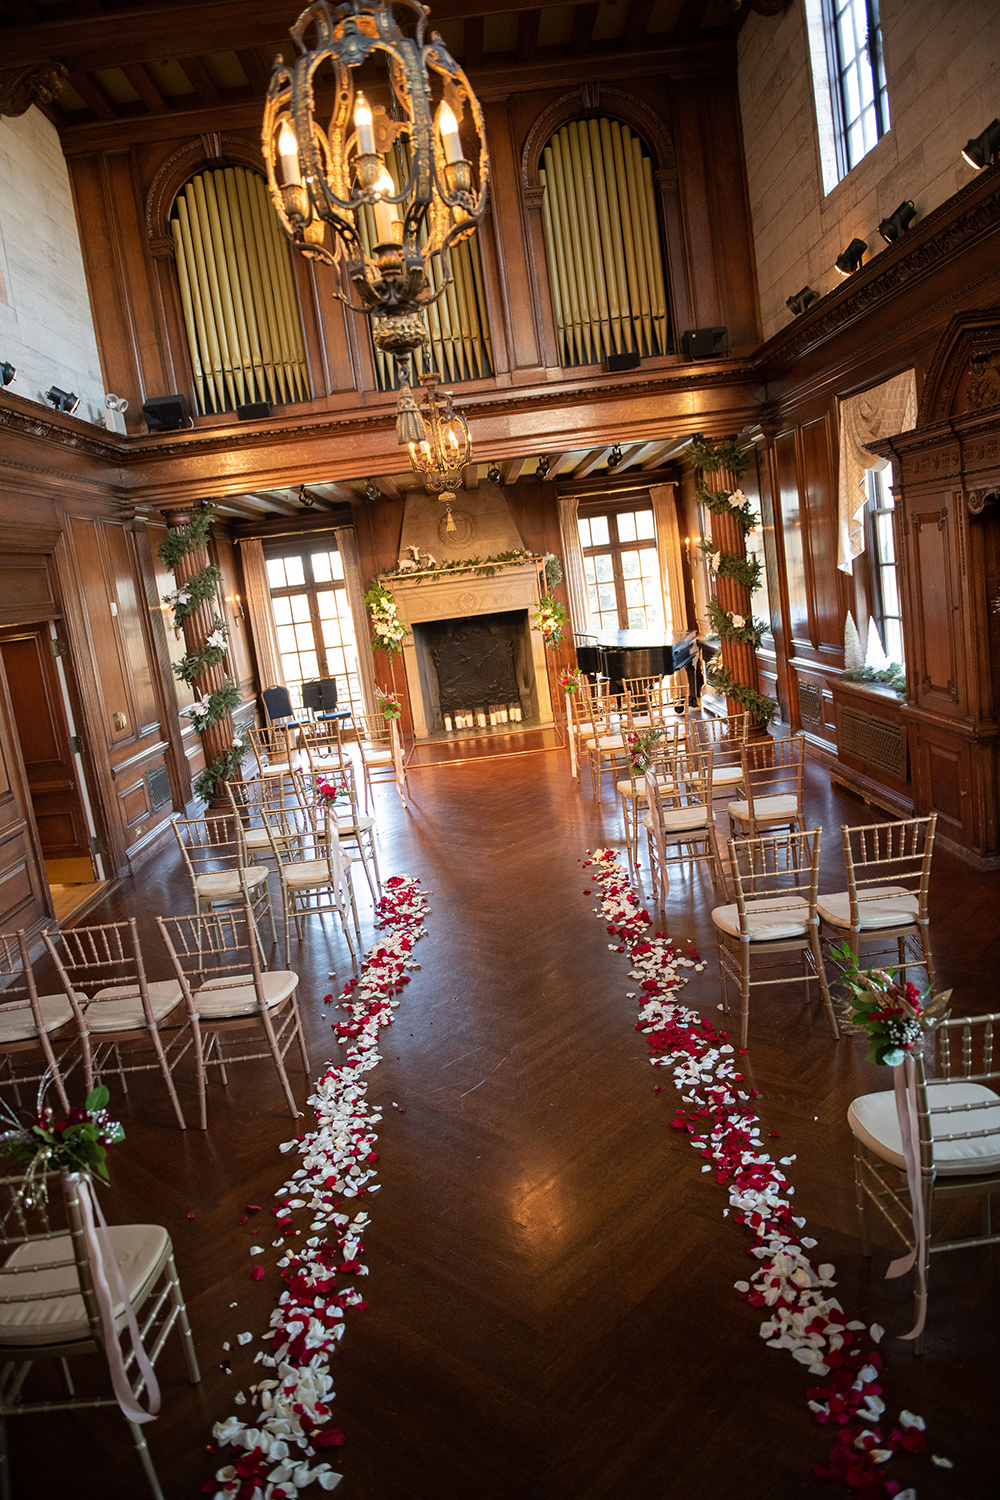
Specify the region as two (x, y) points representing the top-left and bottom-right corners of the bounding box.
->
(41, 920), (190, 1131)
(727, 733), (806, 839)
(616, 719), (685, 872)
(351, 711), (404, 811)
(247, 723), (299, 781)
(713, 827), (837, 1050)
(0, 932), (77, 1114)
(694, 711), (750, 809)
(225, 773), (304, 872)
(264, 802), (360, 960)
(848, 1007), (1000, 1354)
(643, 745), (725, 904)
(157, 902), (309, 1129)
(170, 815), (276, 955)
(299, 717), (351, 780)
(819, 815), (937, 985)
(305, 762), (381, 907)
(583, 688), (629, 802)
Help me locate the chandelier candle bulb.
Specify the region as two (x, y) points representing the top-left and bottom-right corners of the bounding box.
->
(372, 170), (400, 244)
(438, 101), (463, 164)
(354, 93), (376, 157)
(276, 120), (302, 187)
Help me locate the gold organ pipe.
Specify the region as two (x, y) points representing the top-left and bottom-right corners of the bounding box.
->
(452, 239), (478, 379)
(202, 170), (248, 407)
(631, 139), (659, 353)
(255, 172), (302, 400)
(467, 232), (494, 373)
(563, 124), (601, 363)
(588, 118), (623, 355)
(620, 127), (653, 353)
(234, 167), (279, 404)
(572, 121), (612, 360)
(182, 184), (229, 411)
(223, 168), (267, 401)
(247, 174), (291, 402)
(190, 175), (239, 409)
(539, 170), (568, 362)
(545, 137), (585, 364)
(541, 154), (572, 364)
(608, 123), (641, 356)
(170, 215), (207, 412)
(642, 153), (668, 355)
(598, 117), (632, 354)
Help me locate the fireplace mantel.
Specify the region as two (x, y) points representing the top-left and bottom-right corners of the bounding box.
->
(387, 562), (554, 739)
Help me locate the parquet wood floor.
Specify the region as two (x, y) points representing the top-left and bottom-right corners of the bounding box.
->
(5, 754), (998, 1499)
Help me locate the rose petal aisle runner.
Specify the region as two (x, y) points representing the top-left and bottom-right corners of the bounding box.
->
(582, 848), (952, 1500)
(207, 874), (429, 1499)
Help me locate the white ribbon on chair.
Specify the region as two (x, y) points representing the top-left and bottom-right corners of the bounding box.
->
(884, 1054), (927, 1342)
(70, 1171), (161, 1423)
(390, 719), (408, 808)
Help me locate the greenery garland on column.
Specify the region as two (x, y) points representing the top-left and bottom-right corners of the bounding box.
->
(687, 435), (777, 726)
(158, 504), (248, 801)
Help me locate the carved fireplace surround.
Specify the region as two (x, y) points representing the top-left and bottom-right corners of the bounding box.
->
(387, 562), (554, 740)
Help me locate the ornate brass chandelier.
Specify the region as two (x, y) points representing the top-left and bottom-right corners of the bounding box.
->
(407, 373), (470, 531)
(263, 0), (489, 445)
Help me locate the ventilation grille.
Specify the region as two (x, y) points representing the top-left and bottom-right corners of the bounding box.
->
(145, 762), (173, 811)
(839, 707), (908, 780)
(798, 681), (822, 725)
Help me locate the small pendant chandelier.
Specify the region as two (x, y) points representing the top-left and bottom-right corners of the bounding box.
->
(407, 373), (470, 532)
(263, 0), (489, 446)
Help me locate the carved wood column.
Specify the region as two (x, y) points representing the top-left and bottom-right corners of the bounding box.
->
(162, 505), (235, 806)
(704, 467), (762, 719)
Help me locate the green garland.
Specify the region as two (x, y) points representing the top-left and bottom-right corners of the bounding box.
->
(543, 554), (563, 591)
(379, 548), (538, 581)
(843, 663), (906, 698)
(194, 735), (249, 803)
(707, 658), (777, 726)
(686, 434), (747, 480)
(706, 596), (767, 649)
(163, 564), (223, 629)
(700, 541), (762, 592)
(695, 483), (758, 536)
(157, 503), (216, 568)
(172, 615), (229, 685)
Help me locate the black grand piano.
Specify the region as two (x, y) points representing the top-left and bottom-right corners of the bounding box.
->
(574, 628), (704, 698)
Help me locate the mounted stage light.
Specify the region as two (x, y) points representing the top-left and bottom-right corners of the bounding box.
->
(104, 393), (129, 434)
(486, 464), (501, 484)
(535, 455), (551, 480)
(0, 361), (15, 388)
(298, 486), (318, 509)
(263, 0), (489, 447)
(878, 200), (917, 243)
(834, 237), (868, 277)
(46, 386), (80, 414)
(961, 118), (1000, 170)
(785, 286), (819, 316)
(608, 443), (623, 468)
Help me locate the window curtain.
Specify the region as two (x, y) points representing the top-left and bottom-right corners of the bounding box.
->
(649, 483), (685, 633)
(333, 526), (377, 717)
(838, 369), (917, 573)
(239, 537), (285, 691)
(556, 494), (593, 638)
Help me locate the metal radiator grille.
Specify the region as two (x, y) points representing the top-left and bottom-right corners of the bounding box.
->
(839, 706), (907, 780)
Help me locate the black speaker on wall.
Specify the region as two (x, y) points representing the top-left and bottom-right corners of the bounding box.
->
(605, 351), (641, 372)
(682, 326), (729, 360)
(237, 401), (273, 421)
(142, 394), (191, 431)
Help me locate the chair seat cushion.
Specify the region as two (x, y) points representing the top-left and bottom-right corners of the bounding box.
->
(727, 794), (800, 822)
(711, 764), (744, 787)
(712, 895), (812, 942)
(0, 994), (78, 1043)
(243, 828), (271, 850)
(616, 778), (646, 799)
(85, 980), (184, 1033)
(584, 735), (623, 751)
(817, 886), (920, 931)
(283, 858), (347, 889)
(193, 970), (298, 1018)
(0, 1224), (168, 1347)
(194, 867), (268, 899)
(643, 805), (712, 834)
(849, 1082), (1000, 1175)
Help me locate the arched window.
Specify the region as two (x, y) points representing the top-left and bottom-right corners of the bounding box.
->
(356, 142), (494, 390)
(540, 117), (670, 366)
(170, 166), (312, 415)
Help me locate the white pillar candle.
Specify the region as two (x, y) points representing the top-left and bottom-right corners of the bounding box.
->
(372, 169), (399, 243)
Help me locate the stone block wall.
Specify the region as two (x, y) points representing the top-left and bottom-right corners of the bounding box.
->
(739, 0), (1000, 342)
(0, 106), (106, 423)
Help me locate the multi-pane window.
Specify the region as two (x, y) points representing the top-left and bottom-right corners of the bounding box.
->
(865, 469), (904, 665)
(265, 545), (363, 713)
(824, 0), (890, 175)
(578, 507), (662, 631)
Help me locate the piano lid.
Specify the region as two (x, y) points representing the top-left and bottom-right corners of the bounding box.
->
(574, 629), (695, 650)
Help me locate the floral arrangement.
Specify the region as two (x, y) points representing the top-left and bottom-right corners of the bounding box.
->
(543, 553), (563, 592)
(583, 847), (945, 1498)
(834, 945), (950, 1066)
(314, 773), (349, 803)
(0, 1083), (124, 1197)
(379, 548), (534, 581)
(363, 580), (409, 658)
(533, 596), (567, 648)
(558, 667), (583, 694)
(626, 726), (664, 772)
(376, 687), (402, 721)
(843, 663), (907, 700)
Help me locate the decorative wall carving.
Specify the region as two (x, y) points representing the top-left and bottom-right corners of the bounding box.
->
(520, 86), (676, 189)
(0, 60), (67, 118)
(144, 133), (267, 240)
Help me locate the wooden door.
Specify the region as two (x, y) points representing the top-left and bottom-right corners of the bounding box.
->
(0, 627), (92, 864)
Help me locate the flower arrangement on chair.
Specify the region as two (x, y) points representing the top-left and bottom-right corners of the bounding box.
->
(559, 667), (583, 694)
(626, 726), (665, 773)
(834, 944), (951, 1065)
(1, 1080), (124, 1198)
(376, 687), (402, 721)
(314, 772), (350, 804)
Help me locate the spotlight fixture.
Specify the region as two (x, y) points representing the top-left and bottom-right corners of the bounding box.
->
(363, 478), (381, 503)
(45, 386), (80, 414)
(535, 455), (551, 480)
(104, 392), (129, 434)
(608, 443), (623, 468)
(0, 360), (15, 388)
(486, 464), (502, 484)
(878, 200), (917, 243)
(298, 485), (318, 509)
(961, 118), (1000, 170)
(834, 237), (868, 277)
(785, 285), (819, 316)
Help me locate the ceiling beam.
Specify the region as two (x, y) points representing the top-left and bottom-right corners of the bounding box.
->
(236, 47), (272, 96)
(571, 446), (614, 479)
(623, 0), (656, 50)
(66, 70), (115, 121)
(501, 457), (527, 485)
(462, 463), (479, 490)
(638, 441), (679, 470)
(122, 63), (166, 115)
(372, 475), (403, 502)
(315, 481), (362, 505)
(517, 9), (540, 63)
(177, 55), (222, 108)
(612, 442), (653, 470)
(570, 3), (600, 54)
(544, 451), (571, 477)
(676, 0), (710, 38)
